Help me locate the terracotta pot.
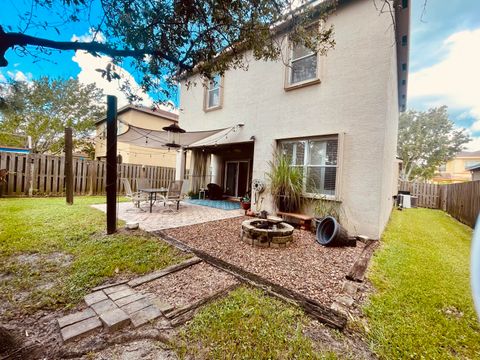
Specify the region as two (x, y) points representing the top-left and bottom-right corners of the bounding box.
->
(241, 201), (251, 210)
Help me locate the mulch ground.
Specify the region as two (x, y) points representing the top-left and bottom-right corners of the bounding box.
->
(164, 217), (365, 306)
(137, 262), (239, 307)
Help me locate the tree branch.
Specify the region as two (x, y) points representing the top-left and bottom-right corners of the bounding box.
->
(0, 25), (192, 69)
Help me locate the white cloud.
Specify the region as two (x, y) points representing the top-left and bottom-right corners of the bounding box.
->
(6, 70), (32, 82)
(72, 50), (155, 108)
(71, 30), (106, 43)
(71, 30), (174, 111)
(0, 72), (6, 82)
(409, 27), (480, 150)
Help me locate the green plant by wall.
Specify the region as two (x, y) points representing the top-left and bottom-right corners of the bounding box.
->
(267, 151), (303, 212)
(313, 195), (343, 223)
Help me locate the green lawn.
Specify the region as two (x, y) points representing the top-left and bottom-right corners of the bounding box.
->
(364, 208), (480, 359)
(0, 196), (187, 316)
(177, 286), (337, 360)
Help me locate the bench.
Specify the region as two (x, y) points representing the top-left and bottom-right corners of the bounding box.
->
(276, 211), (313, 230)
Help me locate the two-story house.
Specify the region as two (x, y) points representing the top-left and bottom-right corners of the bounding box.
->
(178, 0), (410, 239)
(95, 105), (179, 167)
(434, 150), (480, 183)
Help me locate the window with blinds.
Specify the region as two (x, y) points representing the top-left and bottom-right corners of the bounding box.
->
(280, 136), (338, 196)
(290, 43), (318, 84)
(205, 74), (222, 110)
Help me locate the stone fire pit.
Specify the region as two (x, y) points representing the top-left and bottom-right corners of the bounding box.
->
(240, 218), (294, 248)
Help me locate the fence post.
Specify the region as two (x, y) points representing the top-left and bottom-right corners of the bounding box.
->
(88, 162), (95, 196)
(65, 127), (74, 205)
(106, 95), (118, 235)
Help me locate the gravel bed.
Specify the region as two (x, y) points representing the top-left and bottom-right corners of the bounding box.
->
(164, 217), (365, 306)
(137, 262), (239, 308)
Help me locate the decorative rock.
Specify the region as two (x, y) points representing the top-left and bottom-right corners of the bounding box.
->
(335, 295), (355, 307)
(121, 298), (152, 315)
(99, 308), (130, 331)
(103, 284), (130, 295)
(57, 308), (96, 329)
(114, 293), (145, 307)
(341, 281), (359, 298)
(90, 299), (118, 315)
(125, 221), (139, 230)
(267, 215), (283, 223)
(84, 291), (108, 306)
(130, 305), (162, 327)
(331, 301), (349, 316)
(108, 288), (136, 301)
(60, 316), (102, 342)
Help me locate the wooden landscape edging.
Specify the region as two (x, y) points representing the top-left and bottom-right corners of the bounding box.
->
(156, 231), (347, 330)
(128, 256), (202, 287)
(167, 283), (241, 327)
(346, 240), (379, 282)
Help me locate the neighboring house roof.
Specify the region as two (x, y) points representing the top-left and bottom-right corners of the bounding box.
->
(456, 150), (480, 158)
(95, 104), (179, 125)
(467, 163), (480, 172)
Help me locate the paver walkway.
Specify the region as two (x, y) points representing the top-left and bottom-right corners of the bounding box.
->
(91, 201), (244, 231)
(58, 283), (170, 342)
(56, 257), (240, 344)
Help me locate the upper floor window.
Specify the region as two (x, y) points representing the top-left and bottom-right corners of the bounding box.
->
(204, 74), (223, 111)
(280, 136), (338, 197)
(290, 43), (318, 85)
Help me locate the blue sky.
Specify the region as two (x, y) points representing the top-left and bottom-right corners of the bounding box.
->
(1, 0), (479, 150)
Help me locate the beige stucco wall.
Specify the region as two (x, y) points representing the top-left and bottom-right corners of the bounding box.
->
(95, 109), (178, 167)
(179, 0), (400, 238)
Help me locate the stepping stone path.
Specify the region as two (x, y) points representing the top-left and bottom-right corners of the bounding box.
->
(57, 257), (204, 342)
(58, 282), (174, 342)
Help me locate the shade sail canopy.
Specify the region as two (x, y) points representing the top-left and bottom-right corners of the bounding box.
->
(117, 123), (229, 149)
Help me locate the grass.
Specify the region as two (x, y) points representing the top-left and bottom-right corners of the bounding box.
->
(0, 196), (187, 315)
(177, 286), (337, 360)
(364, 208), (480, 359)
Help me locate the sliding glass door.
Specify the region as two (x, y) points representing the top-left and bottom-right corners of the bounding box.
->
(224, 161), (250, 198)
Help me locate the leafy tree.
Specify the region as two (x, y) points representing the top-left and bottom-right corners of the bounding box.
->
(397, 106), (471, 180)
(0, 77), (104, 154)
(0, 0), (337, 101)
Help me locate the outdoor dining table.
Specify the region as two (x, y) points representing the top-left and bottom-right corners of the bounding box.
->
(138, 187), (168, 213)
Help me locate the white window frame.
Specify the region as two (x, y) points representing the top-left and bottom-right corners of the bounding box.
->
(279, 133), (344, 201)
(284, 29), (322, 91)
(204, 75), (223, 111)
(290, 45), (317, 84)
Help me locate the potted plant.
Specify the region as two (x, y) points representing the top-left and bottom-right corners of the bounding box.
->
(240, 194), (251, 210)
(267, 151), (303, 212)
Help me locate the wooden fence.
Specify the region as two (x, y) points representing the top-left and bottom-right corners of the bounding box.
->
(444, 181), (480, 228)
(399, 180), (480, 227)
(0, 151), (175, 197)
(398, 180), (443, 209)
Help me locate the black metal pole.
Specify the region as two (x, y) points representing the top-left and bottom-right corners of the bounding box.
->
(65, 127), (74, 205)
(106, 95), (117, 234)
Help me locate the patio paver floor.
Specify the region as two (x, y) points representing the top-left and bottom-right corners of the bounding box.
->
(91, 201), (244, 231)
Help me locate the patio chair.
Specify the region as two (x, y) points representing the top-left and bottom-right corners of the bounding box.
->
(161, 180), (184, 211)
(136, 178), (151, 190)
(207, 183), (223, 200)
(122, 178), (148, 211)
